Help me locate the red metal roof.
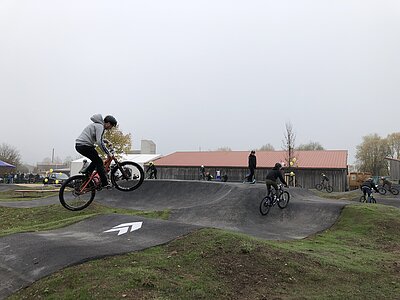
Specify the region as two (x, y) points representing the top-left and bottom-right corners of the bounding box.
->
(154, 150), (348, 169)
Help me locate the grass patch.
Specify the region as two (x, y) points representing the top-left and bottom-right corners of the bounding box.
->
(9, 204), (400, 299)
(0, 203), (169, 237)
(311, 189), (361, 201)
(0, 188), (59, 201)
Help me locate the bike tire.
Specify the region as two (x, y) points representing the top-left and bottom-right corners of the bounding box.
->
(326, 186), (333, 193)
(359, 195), (366, 203)
(111, 161), (144, 192)
(59, 175), (96, 211)
(315, 183), (323, 191)
(259, 196), (272, 215)
(390, 187), (399, 195)
(378, 187), (387, 195)
(277, 191), (290, 209)
(370, 196), (376, 203)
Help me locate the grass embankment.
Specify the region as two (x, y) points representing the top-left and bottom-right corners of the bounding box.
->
(311, 189), (362, 201)
(1, 198), (398, 299)
(0, 187), (60, 202)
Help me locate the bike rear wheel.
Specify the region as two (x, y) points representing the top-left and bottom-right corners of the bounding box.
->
(326, 185), (333, 193)
(359, 195), (366, 203)
(259, 196), (272, 215)
(111, 161), (144, 192)
(315, 183), (323, 191)
(277, 191), (290, 209)
(390, 187), (399, 195)
(59, 175), (96, 211)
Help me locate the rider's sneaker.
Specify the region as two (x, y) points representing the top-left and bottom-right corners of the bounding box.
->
(97, 181), (112, 191)
(252, 179), (256, 184)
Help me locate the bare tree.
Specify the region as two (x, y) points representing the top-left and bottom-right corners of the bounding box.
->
(356, 134), (390, 175)
(216, 147), (232, 151)
(387, 132), (400, 159)
(297, 141), (324, 151)
(282, 122), (296, 167)
(258, 143), (275, 151)
(0, 143), (21, 167)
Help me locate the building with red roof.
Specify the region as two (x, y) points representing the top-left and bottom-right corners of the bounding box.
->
(153, 150), (349, 191)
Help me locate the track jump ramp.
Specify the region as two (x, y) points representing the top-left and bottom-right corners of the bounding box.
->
(0, 214), (200, 299)
(96, 180), (350, 240)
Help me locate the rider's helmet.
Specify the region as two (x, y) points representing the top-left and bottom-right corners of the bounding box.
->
(149, 161), (154, 166)
(274, 162), (282, 169)
(104, 115), (118, 127)
(381, 176), (385, 180)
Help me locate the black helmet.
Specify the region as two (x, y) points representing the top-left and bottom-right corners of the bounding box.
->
(274, 162), (282, 169)
(104, 115), (117, 127)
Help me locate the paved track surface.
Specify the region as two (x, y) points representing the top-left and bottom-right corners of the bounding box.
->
(1, 180), (399, 299)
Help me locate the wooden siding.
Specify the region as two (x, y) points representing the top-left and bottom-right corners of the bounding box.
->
(155, 166), (348, 192)
(389, 160), (400, 181)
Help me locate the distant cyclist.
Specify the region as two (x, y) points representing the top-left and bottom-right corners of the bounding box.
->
(380, 177), (392, 190)
(75, 114), (117, 189)
(321, 173), (329, 184)
(360, 177), (379, 201)
(265, 162), (288, 197)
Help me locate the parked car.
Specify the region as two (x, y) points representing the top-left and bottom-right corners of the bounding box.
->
(43, 173), (69, 184)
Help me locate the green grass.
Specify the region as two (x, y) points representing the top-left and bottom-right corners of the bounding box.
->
(5, 203), (400, 300)
(311, 189), (361, 201)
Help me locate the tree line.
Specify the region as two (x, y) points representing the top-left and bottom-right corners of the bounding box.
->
(1, 128), (399, 177)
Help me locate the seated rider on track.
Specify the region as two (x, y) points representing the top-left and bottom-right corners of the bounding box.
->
(75, 114), (117, 189)
(360, 177), (379, 200)
(321, 173), (329, 185)
(265, 163), (288, 198)
(380, 177), (392, 190)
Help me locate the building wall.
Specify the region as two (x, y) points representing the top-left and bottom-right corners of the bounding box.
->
(388, 160), (400, 181)
(155, 166), (348, 192)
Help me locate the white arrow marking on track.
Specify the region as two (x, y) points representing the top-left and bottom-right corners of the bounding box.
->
(104, 222), (143, 236)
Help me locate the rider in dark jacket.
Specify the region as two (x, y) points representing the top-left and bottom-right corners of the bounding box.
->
(360, 178), (379, 199)
(266, 162), (288, 196)
(247, 150), (257, 183)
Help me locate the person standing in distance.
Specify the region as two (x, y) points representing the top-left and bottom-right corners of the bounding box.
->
(247, 150), (257, 183)
(75, 114), (117, 189)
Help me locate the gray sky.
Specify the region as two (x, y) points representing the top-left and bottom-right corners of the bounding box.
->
(1, 0), (399, 165)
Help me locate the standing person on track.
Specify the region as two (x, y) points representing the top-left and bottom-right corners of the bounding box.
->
(246, 150), (257, 183)
(265, 162), (288, 197)
(146, 161), (158, 179)
(200, 165), (206, 180)
(360, 177), (379, 202)
(75, 114), (117, 189)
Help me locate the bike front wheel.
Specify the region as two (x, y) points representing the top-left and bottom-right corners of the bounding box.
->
(111, 161), (144, 192)
(59, 175), (96, 211)
(259, 196), (272, 215)
(326, 186), (333, 193)
(277, 191), (290, 209)
(378, 187), (387, 195)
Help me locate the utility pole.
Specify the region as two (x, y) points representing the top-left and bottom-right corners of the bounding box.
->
(51, 148), (54, 164)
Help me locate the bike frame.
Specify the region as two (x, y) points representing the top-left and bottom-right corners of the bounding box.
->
(78, 153), (128, 193)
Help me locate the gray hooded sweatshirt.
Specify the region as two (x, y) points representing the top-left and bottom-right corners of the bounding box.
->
(76, 114), (110, 155)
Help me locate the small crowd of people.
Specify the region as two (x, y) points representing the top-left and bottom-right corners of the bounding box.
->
(1, 172), (42, 184)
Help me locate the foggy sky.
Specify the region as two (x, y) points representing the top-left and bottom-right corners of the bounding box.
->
(1, 0), (399, 165)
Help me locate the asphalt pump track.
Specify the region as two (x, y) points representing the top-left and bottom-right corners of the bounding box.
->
(0, 180), (397, 299)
